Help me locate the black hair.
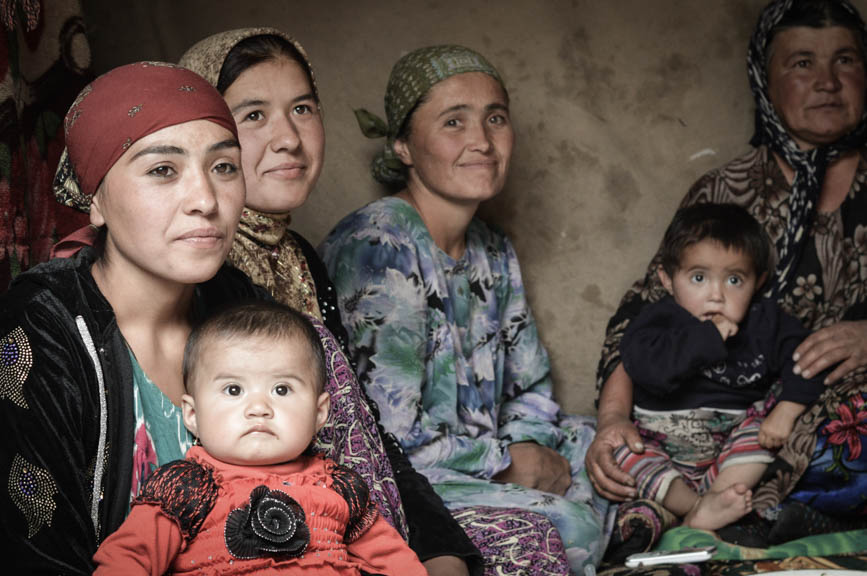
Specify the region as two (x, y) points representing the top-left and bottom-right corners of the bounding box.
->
(396, 95), (429, 142)
(216, 34), (316, 98)
(183, 301), (326, 393)
(768, 0), (866, 63)
(772, 0), (864, 37)
(659, 202), (773, 281)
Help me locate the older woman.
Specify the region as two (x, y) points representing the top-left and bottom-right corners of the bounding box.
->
(179, 30), (572, 576)
(589, 0), (867, 553)
(320, 45), (610, 574)
(0, 62), (255, 572)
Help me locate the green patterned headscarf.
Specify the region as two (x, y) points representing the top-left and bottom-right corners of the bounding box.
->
(355, 45), (505, 185)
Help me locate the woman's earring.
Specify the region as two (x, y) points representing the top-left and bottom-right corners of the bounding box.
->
(193, 436), (202, 446)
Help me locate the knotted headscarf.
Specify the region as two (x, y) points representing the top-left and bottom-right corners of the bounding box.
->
(748, 0), (867, 296)
(355, 44), (505, 185)
(53, 61), (237, 212)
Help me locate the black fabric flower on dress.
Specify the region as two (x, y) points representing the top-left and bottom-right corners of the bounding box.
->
(225, 485), (309, 559)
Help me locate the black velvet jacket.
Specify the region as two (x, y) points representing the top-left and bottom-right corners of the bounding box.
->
(2, 244), (480, 573)
(1, 248), (264, 573)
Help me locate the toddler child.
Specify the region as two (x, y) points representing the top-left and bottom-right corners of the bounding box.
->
(93, 301), (425, 575)
(617, 202), (826, 532)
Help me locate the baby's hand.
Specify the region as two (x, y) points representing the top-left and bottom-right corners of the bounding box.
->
(711, 314), (739, 340)
(759, 401), (806, 450)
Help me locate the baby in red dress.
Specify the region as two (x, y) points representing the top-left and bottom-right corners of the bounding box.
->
(94, 301), (425, 575)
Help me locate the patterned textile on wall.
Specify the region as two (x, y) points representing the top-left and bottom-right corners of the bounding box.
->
(0, 0), (90, 288)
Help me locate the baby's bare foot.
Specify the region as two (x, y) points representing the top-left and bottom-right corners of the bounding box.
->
(684, 484), (752, 531)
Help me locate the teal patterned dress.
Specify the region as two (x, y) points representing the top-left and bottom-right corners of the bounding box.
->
(320, 197), (611, 572)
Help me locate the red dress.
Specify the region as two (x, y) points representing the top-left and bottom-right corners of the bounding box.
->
(93, 447), (425, 575)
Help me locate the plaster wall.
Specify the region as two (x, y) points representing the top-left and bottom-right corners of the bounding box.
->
(81, 0), (866, 415)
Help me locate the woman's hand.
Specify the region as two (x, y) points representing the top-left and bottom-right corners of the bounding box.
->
(423, 555), (470, 576)
(793, 320), (867, 385)
(585, 363), (641, 501)
(493, 442), (571, 495)
(586, 414), (641, 500)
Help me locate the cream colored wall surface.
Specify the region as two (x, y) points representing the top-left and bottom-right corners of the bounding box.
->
(81, 0), (867, 415)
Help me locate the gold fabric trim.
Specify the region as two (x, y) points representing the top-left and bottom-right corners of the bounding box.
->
(229, 208), (322, 320)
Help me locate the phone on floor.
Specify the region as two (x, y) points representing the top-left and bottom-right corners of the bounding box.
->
(624, 545), (716, 568)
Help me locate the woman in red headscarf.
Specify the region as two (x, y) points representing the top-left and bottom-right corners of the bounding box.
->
(0, 62), (257, 573)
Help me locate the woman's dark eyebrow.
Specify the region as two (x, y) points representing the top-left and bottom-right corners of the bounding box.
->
(230, 99), (266, 114)
(209, 139), (240, 152)
(436, 104), (468, 118)
(486, 103), (509, 113)
(784, 45), (861, 62)
(837, 46), (862, 58)
(784, 50), (814, 61)
(292, 93), (316, 104)
(436, 101), (509, 119)
(129, 139), (238, 162)
(230, 93), (316, 115)
(128, 145), (185, 162)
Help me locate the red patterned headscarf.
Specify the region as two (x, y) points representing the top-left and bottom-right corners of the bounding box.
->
(53, 61), (238, 212)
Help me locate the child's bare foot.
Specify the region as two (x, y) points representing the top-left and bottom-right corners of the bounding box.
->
(684, 484), (752, 531)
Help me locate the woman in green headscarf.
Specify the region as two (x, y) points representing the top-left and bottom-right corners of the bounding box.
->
(320, 45), (611, 575)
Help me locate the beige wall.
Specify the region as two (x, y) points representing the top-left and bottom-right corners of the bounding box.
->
(81, 0), (867, 415)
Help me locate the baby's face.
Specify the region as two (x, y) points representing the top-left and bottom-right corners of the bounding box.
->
(659, 240), (760, 326)
(182, 334), (329, 466)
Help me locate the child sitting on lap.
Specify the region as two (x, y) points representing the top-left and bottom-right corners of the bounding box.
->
(93, 302), (425, 575)
(617, 202), (826, 533)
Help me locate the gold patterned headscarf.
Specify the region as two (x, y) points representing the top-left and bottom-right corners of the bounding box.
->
(180, 29), (323, 320)
(179, 27), (317, 101)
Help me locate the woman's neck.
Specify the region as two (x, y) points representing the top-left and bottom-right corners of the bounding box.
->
(91, 254), (195, 405)
(772, 148), (861, 213)
(397, 184), (477, 260)
(91, 258), (194, 327)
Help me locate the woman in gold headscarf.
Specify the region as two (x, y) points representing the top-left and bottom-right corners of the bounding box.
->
(180, 30), (489, 576)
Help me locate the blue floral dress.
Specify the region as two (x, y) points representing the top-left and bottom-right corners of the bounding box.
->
(320, 197), (611, 572)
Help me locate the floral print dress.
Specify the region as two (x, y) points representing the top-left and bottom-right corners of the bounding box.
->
(321, 197), (611, 573)
(129, 350), (192, 503)
(597, 145), (867, 517)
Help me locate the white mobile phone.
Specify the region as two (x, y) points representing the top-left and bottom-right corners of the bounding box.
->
(624, 545), (716, 568)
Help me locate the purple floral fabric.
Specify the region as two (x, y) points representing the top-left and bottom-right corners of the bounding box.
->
(453, 506), (570, 575)
(310, 316), (407, 538)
